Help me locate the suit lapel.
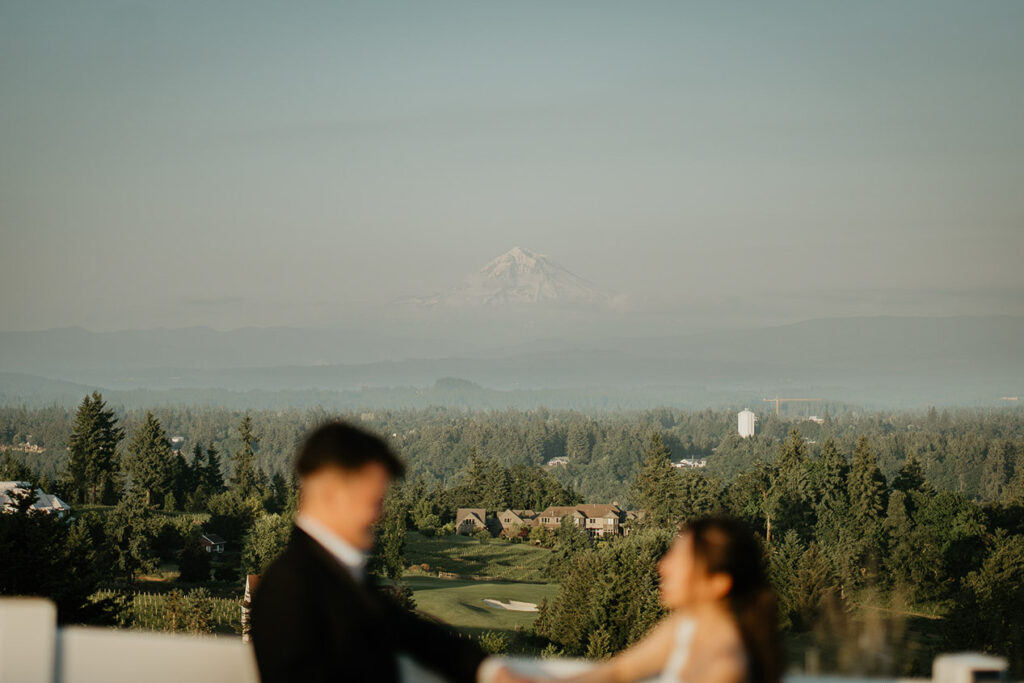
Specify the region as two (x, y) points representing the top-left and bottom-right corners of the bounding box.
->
(291, 527), (383, 615)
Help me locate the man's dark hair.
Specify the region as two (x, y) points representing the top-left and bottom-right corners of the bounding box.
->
(295, 421), (405, 479)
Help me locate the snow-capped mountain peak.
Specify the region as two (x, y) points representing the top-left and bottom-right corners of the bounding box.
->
(401, 248), (611, 308)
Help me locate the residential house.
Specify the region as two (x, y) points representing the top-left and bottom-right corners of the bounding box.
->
(0, 481), (71, 519)
(201, 533), (226, 554)
(673, 458), (707, 469)
(535, 503), (624, 537)
(497, 509), (537, 537)
(455, 508), (489, 535)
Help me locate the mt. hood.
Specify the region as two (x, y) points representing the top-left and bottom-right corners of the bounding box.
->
(401, 247), (611, 308)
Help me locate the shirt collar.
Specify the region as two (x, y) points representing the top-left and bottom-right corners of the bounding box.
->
(295, 513), (367, 582)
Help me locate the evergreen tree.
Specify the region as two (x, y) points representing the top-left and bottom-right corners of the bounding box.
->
(883, 490), (916, 592)
(177, 531), (211, 582)
(483, 464), (512, 512)
(770, 531), (836, 631)
(105, 486), (156, 584)
(66, 392), (124, 504)
(231, 416), (261, 497)
(892, 451), (929, 495)
(241, 513), (292, 575)
(723, 459), (778, 543)
(535, 549), (601, 653)
(536, 530), (669, 656)
(946, 531), (1024, 676)
(183, 588), (215, 634)
(189, 442), (206, 485)
(848, 436), (887, 526)
(814, 438), (849, 510)
(123, 412), (174, 506)
(774, 429), (813, 539)
(184, 444), (209, 512)
(677, 469), (720, 522)
(548, 516), (592, 579)
(411, 497), (442, 532)
(0, 491), (112, 622)
(267, 471), (290, 514)
(204, 442), (226, 494)
(565, 424), (591, 463)
(629, 433), (682, 529)
(463, 447), (489, 492)
(845, 436), (888, 585)
(205, 489), (265, 544)
(169, 450), (190, 504)
(0, 451), (32, 481)
(979, 441), (1012, 503)
(369, 493), (407, 581)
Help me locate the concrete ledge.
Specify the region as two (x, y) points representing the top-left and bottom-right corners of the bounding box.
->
(56, 626), (259, 683)
(0, 597), (56, 683)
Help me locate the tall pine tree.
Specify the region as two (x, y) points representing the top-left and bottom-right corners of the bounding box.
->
(629, 433), (682, 529)
(123, 412), (174, 506)
(848, 436), (887, 526)
(231, 416), (261, 498)
(204, 442), (226, 493)
(892, 451), (929, 495)
(774, 429), (812, 539)
(845, 435), (888, 585)
(66, 392), (124, 504)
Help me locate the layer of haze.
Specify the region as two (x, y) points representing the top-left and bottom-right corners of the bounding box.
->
(1, 1), (1022, 333)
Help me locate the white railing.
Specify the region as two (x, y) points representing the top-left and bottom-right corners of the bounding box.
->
(0, 598), (1009, 683)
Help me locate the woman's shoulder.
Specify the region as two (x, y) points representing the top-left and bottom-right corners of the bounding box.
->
(691, 608), (747, 663)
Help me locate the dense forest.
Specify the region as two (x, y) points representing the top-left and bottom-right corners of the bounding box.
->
(3, 402), (1022, 505)
(2, 397), (1023, 676)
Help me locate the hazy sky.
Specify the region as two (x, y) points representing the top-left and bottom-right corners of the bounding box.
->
(2, 1), (1022, 332)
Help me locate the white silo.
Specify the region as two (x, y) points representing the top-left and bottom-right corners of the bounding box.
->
(738, 409), (757, 438)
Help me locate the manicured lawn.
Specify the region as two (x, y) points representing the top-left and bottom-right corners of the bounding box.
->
(404, 532), (552, 582)
(405, 575), (558, 634)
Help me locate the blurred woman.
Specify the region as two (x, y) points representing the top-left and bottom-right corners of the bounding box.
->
(552, 516), (782, 683)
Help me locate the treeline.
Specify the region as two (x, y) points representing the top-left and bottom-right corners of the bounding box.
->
(537, 431), (1024, 676)
(0, 393), (582, 626)
(3, 404), (1023, 504)
(0, 392), (299, 627)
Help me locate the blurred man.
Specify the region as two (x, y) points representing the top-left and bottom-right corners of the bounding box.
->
(251, 422), (486, 683)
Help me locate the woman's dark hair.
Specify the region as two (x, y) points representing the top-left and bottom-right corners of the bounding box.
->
(680, 516), (783, 683)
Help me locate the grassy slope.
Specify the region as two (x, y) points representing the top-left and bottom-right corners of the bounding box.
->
(406, 575), (558, 636)
(403, 532), (558, 641)
(404, 531), (553, 583)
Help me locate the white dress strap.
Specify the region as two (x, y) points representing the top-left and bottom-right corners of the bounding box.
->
(660, 617), (697, 683)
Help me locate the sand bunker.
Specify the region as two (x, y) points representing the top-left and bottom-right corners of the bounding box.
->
(482, 599), (538, 612)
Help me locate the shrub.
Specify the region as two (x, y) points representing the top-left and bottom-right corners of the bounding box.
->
(177, 531), (211, 582)
(213, 562), (238, 583)
(479, 630), (508, 655)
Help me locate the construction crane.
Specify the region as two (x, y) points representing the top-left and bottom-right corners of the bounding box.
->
(762, 395), (820, 416)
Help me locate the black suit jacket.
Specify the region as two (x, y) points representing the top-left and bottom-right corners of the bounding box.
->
(251, 527), (485, 683)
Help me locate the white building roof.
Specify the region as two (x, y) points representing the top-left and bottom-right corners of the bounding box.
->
(0, 481), (71, 515)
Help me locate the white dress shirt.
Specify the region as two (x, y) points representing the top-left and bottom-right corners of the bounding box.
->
(294, 513), (367, 583)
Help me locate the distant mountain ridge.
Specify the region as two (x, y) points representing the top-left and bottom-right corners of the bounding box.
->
(397, 247), (611, 308)
(0, 315), (1020, 409)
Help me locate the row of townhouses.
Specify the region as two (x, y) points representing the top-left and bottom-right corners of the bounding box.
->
(456, 503), (636, 538)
